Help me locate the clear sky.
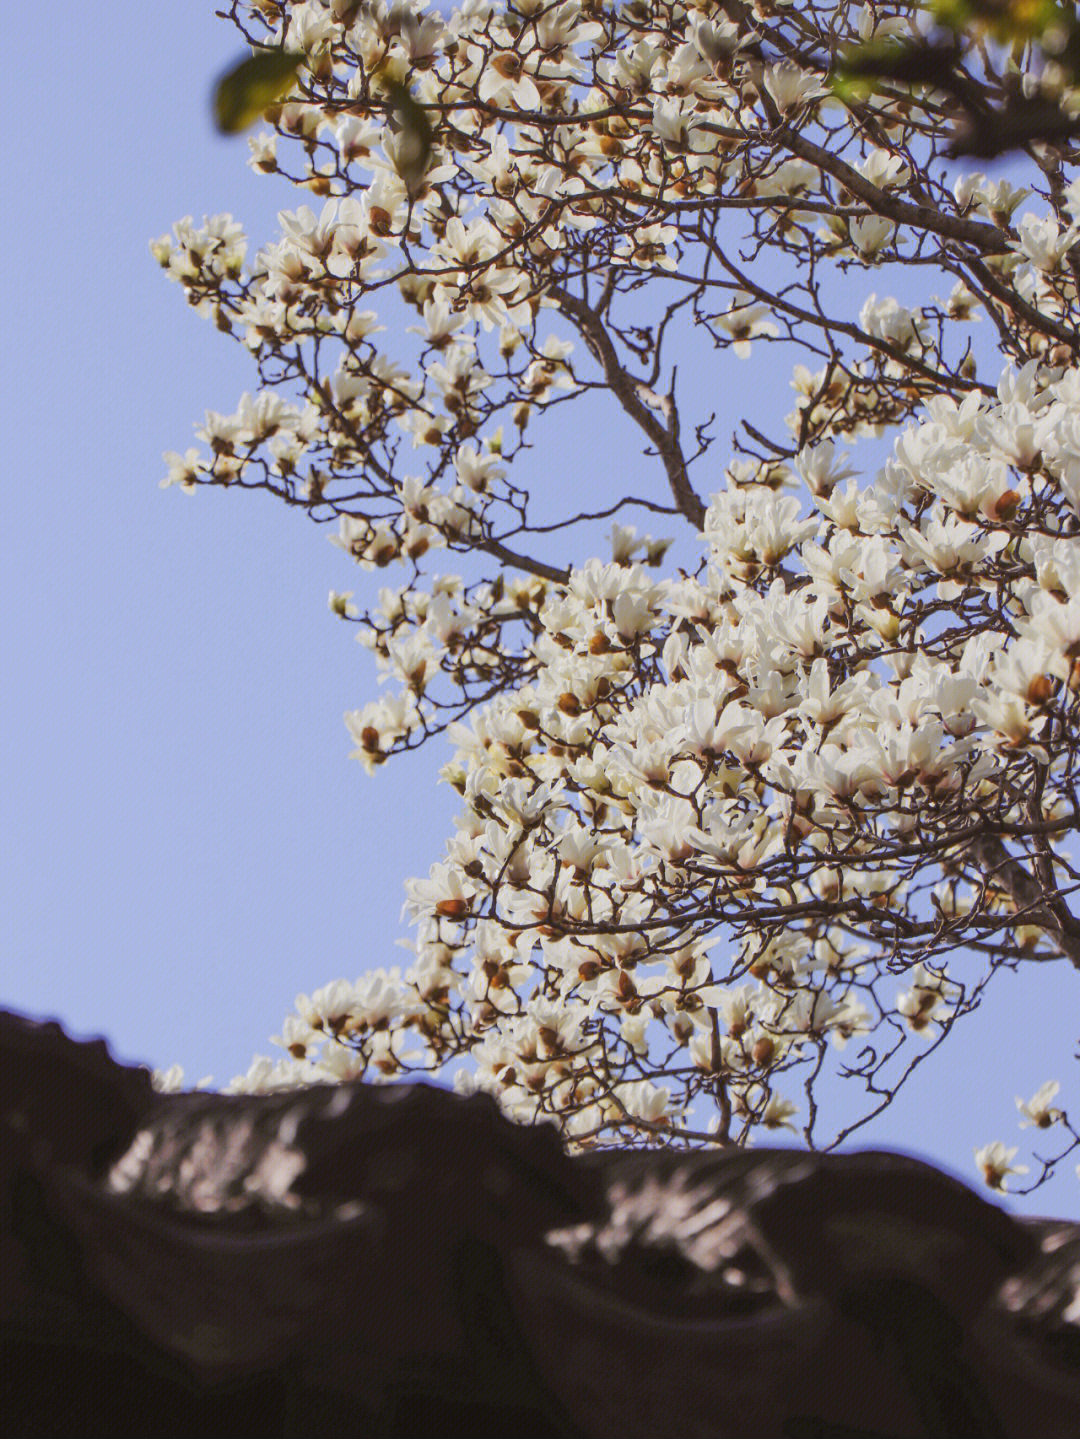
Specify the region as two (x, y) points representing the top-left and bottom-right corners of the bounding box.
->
(3, 3), (1077, 1215)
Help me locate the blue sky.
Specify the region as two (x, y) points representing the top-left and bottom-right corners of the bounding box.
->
(3, 3), (1077, 1215)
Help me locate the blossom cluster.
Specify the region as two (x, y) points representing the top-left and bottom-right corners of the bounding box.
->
(158, 0), (1080, 1183)
(226, 367), (1080, 1165)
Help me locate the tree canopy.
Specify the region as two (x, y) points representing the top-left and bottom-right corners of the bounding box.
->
(156, 0), (1080, 1192)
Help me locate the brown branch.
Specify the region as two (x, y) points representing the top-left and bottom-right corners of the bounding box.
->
(959, 251), (1080, 351)
(969, 833), (1080, 971)
(702, 240), (992, 396)
(479, 536), (570, 585)
(308, 376), (570, 586)
(776, 127), (1012, 256)
(548, 284), (707, 531)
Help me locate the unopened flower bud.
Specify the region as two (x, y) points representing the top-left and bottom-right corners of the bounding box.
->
(435, 897), (469, 918)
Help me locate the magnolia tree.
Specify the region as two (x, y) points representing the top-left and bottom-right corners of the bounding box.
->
(155, 0), (1080, 1191)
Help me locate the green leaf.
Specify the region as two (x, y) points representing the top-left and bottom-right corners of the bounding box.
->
(384, 80), (434, 197)
(932, 0), (1066, 44)
(213, 50), (302, 135)
(930, 0), (975, 32)
(829, 68), (878, 104)
(831, 36), (961, 105)
(835, 36), (955, 84)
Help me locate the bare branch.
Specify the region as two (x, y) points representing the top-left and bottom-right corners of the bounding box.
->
(548, 284), (707, 531)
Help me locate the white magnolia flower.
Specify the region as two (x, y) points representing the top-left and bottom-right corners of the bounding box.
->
(974, 1141), (1029, 1192)
(713, 294), (780, 356)
(763, 61), (825, 114)
(760, 1093), (798, 1132)
(329, 589), (359, 618)
(860, 148), (910, 189)
(850, 214), (896, 259)
(1012, 213), (1080, 272)
(1017, 1080), (1064, 1129)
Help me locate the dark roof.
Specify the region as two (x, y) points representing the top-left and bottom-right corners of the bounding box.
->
(4, 1008), (1078, 1438)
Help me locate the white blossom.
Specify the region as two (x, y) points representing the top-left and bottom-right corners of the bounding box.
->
(975, 1141), (1029, 1192)
(157, 0), (1080, 1184)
